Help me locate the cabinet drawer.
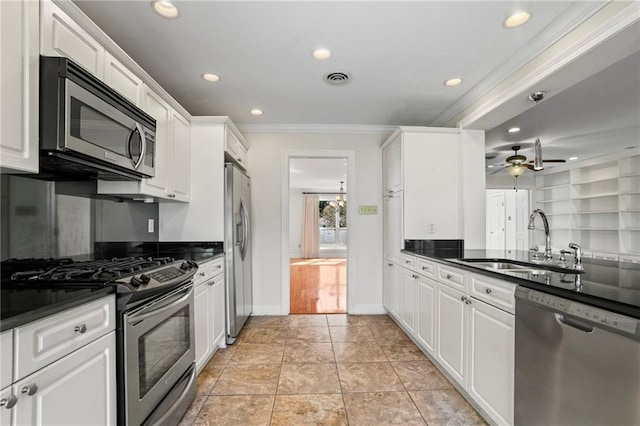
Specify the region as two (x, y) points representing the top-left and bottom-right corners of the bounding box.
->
(436, 264), (467, 291)
(469, 273), (515, 314)
(416, 258), (436, 278)
(195, 256), (224, 286)
(402, 254), (416, 271)
(14, 295), (115, 381)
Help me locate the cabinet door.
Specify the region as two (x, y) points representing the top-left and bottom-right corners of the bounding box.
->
(383, 135), (402, 193)
(41, 1), (104, 78)
(436, 283), (467, 387)
(383, 261), (394, 312)
(140, 88), (171, 197)
(468, 299), (514, 425)
(103, 51), (143, 106)
(416, 275), (437, 356)
(390, 264), (401, 322)
(13, 332), (116, 426)
(401, 269), (416, 335)
(383, 192), (404, 263)
(211, 273), (226, 348)
(169, 111), (191, 201)
(0, 0), (39, 174)
(194, 282), (213, 373)
(0, 386), (13, 425)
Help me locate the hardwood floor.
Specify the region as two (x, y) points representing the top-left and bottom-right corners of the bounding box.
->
(290, 258), (346, 314)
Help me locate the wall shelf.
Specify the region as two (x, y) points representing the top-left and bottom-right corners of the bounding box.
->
(572, 193), (619, 200)
(572, 176), (618, 185)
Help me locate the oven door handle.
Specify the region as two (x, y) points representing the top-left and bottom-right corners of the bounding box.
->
(127, 286), (193, 325)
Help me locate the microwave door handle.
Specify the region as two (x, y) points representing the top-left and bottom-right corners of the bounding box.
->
(131, 123), (147, 170)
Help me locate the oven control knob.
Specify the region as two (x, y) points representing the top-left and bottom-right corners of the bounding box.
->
(180, 261), (190, 270)
(130, 274), (151, 287)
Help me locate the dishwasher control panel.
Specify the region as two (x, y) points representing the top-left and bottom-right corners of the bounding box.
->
(525, 289), (638, 335)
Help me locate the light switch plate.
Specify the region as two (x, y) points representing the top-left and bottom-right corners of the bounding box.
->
(148, 219), (154, 233)
(359, 205), (378, 215)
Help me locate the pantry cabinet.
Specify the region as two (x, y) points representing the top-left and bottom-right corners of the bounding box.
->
(0, 0), (39, 174)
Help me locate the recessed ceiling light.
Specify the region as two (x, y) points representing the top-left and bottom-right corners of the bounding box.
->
(504, 11), (531, 29)
(569, 157), (578, 161)
(202, 73), (220, 82)
(312, 48), (332, 60)
(507, 127), (521, 133)
(152, 1), (180, 18)
(250, 109), (263, 116)
(444, 77), (463, 87)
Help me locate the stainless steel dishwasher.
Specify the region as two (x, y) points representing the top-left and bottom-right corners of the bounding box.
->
(515, 287), (640, 426)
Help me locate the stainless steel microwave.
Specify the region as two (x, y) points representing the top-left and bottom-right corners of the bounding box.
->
(40, 56), (155, 180)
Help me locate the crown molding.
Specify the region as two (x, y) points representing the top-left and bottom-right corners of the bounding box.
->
(236, 123), (396, 135)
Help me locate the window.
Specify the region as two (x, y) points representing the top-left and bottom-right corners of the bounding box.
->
(319, 198), (347, 249)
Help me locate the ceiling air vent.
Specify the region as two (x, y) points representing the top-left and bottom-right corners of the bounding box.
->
(324, 71), (352, 86)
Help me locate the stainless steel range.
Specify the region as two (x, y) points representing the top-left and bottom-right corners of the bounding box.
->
(3, 256), (198, 425)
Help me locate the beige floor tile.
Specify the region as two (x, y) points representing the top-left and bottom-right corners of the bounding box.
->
(271, 394), (347, 426)
(240, 327), (287, 345)
(380, 342), (427, 362)
(228, 343), (284, 364)
(409, 390), (486, 425)
(359, 315), (397, 325)
(391, 360), (453, 390)
(326, 314), (366, 326)
(277, 363), (341, 394)
(337, 362), (404, 393)
(195, 366), (223, 395)
(287, 326), (332, 343)
(343, 391), (426, 425)
(245, 316), (290, 328)
(205, 346), (237, 366)
(212, 364), (280, 395)
(193, 395), (274, 425)
(369, 324), (411, 343)
(333, 342), (387, 363)
(178, 395), (207, 426)
(283, 342), (335, 363)
(289, 314), (328, 327)
(329, 325), (376, 343)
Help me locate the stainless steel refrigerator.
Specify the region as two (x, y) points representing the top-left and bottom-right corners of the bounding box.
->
(224, 163), (253, 344)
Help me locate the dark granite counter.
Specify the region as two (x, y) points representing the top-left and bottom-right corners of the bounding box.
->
(0, 286), (114, 332)
(402, 248), (640, 319)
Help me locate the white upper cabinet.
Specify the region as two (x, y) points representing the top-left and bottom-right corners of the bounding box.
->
(169, 110), (191, 201)
(382, 134), (402, 194)
(0, 0), (39, 174)
(103, 51), (143, 106)
(225, 128), (248, 169)
(41, 0), (104, 77)
(140, 88), (172, 197)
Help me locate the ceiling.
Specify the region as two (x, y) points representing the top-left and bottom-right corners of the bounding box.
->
(73, 1), (602, 126)
(289, 158), (347, 192)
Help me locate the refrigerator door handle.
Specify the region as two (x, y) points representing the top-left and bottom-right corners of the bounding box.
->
(239, 198), (248, 260)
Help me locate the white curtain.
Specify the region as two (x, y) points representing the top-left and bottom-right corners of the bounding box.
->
(301, 194), (319, 258)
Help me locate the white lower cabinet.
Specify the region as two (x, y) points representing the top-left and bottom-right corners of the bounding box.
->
(435, 283), (467, 387)
(386, 255), (515, 425)
(416, 275), (437, 356)
(0, 386), (13, 425)
(194, 257), (225, 373)
(14, 332), (116, 426)
(468, 298), (514, 425)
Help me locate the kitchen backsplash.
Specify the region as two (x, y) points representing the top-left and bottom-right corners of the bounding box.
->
(1, 175), (158, 260)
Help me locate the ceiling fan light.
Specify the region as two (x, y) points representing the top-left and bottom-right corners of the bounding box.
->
(507, 163), (526, 177)
(533, 138), (544, 170)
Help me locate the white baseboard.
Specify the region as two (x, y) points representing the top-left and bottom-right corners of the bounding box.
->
(349, 304), (387, 315)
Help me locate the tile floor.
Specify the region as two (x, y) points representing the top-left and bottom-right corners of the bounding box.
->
(179, 314), (486, 425)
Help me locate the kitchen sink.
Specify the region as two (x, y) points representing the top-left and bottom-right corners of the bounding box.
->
(454, 258), (584, 275)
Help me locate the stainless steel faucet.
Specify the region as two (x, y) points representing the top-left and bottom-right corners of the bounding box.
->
(528, 209), (553, 260)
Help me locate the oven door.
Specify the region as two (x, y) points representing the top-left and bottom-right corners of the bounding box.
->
(65, 79), (155, 177)
(124, 283), (195, 426)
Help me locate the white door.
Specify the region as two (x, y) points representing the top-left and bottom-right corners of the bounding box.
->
(514, 190), (530, 251)
(487, 191), (505, 251)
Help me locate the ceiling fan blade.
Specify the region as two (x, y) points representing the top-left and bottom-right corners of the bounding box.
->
(542, 159), (566, 163)
(525, 164), (535, 170)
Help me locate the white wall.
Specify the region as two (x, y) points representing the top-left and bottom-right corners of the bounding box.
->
(460, 129), (487, 249)
(289, 189), (303, 257)
(246, 131), (385, 315)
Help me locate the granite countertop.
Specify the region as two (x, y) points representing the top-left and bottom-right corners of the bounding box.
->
(402, 248), (640, 319)
(93, 241), (223, 262)
(0, 286), (114, 332)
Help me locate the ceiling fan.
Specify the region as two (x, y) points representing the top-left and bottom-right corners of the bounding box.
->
(504, 142), (566, 175)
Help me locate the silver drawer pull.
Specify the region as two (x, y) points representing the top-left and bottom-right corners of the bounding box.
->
(0, 395), (17, 409)
(217, 265), (222, 269)
(22, 384), (38, 396)
(405, 260), (410, 264)
(75, 324), (87, 334)
(485, 288), (493, 294)
(446, 274), (452, 279)
(199, 272), (206, 277)
(465, 299), (472, 305)
(422, 266), (428, 270)
(461, 296), (467, 302)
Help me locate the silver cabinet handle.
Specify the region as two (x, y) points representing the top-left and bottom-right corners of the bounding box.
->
(485, 288), (492, 294)
(387, 263), (393, 267)
(75, 324), (87, 334)
(217, 265), (222, 269)
(405, 260), (410, 264)
(460, 296), (467, 302)
(238, 158), (243, 163)
(465, 299), (472, 305)
(412, 274), (418, 279)
(208, 281), (215, 286)
(198, 272), (206, 277)
(422, 266), (428, 270)
(0, 395), (17, 409)
(446, 274), (452, 279)
(22, 384), (38, 396)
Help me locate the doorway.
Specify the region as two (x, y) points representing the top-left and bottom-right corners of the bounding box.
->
(287, 157), (349, 314)
(486, 189), (530, 251)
